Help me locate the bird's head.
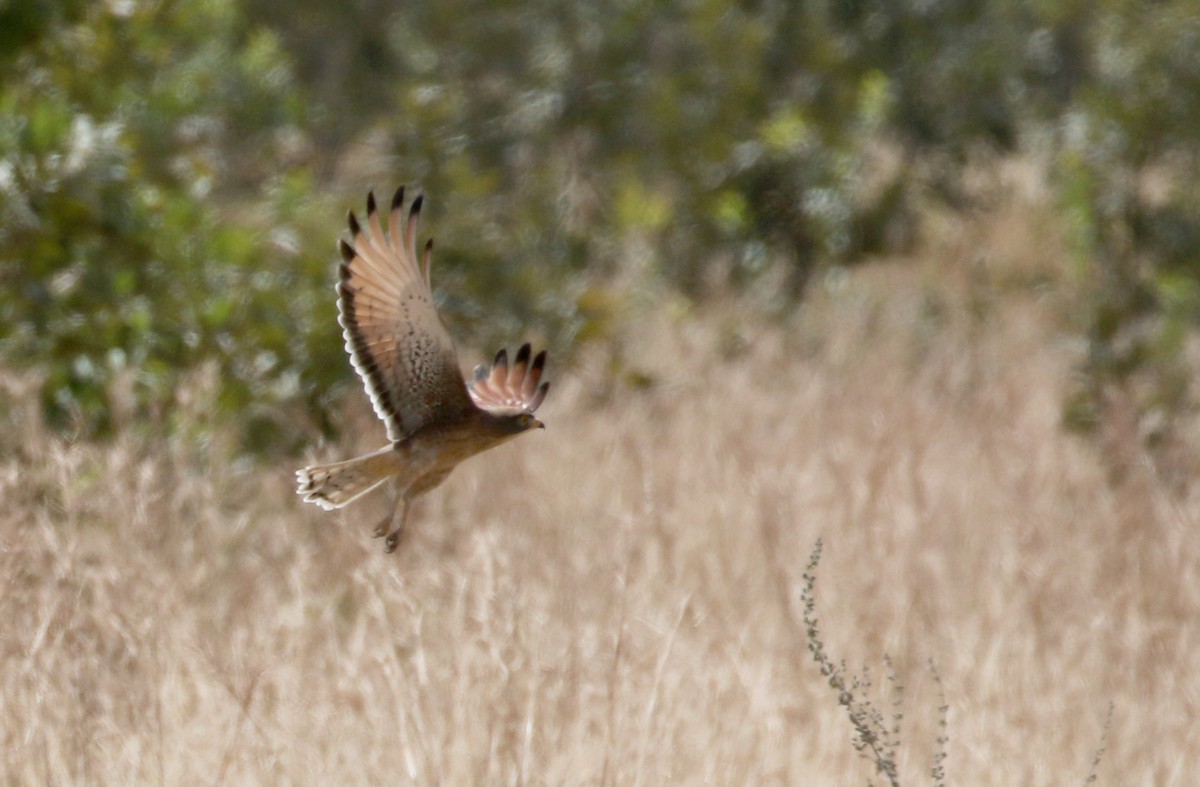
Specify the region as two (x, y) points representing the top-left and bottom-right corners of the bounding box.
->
(505, 411), (545, 434)
(481, 409), (545, 438)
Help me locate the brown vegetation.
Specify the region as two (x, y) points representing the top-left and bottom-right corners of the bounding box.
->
(3, 198), (1198, 784)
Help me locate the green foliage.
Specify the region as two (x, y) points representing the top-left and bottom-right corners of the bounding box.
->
(6, 0), (1200, 461)
(246, 0), (924, 314)
(1051, 0), (1200, 452)
(0, 0), (339, 451)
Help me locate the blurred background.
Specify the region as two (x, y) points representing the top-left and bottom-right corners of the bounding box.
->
(3, 2), (1200, 783)
(4, 0), (1200, 462)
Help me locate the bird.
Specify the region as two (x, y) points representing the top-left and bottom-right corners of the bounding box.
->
(296, 186), (550, 552)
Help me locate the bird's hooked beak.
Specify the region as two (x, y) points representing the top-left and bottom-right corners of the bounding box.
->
(533, 418), (545, 430)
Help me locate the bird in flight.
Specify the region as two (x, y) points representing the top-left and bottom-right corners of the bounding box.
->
(296, 187), (550, 552)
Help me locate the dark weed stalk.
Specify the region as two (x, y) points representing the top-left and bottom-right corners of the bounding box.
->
(801, 539), (902, 786)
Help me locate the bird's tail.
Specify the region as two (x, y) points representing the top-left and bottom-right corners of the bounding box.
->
(296, 445), (401, 510)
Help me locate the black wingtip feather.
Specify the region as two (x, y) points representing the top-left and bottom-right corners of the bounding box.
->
(338, 240), (356, 263)
(347, 210), (360, 236)
(411, 194), (424, 218)
(367, 191), (377, 216)
(391, 185), (406, 211)
(515, 343), (531, 366)
(494, 348), (508, 368)
(532, 350), (547, 371)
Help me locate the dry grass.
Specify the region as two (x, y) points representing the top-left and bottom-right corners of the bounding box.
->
(4, 199), (1200, 785)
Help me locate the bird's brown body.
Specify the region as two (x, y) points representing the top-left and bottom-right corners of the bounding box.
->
(296, 186), (550, 551)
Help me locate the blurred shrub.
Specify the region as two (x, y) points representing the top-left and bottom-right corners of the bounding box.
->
(237, 0), (1088, 336)
(1053, 1), (1200, 457)
(0, 0), (342, 452)
(246, 0), (931, 318)
(6, 0), (1200, 463)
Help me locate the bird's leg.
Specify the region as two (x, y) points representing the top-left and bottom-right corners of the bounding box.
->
(372, 494), (399, 539)
(384, 497), (411, 554)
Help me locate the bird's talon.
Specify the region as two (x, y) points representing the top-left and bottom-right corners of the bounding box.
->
(385, 531), (400, 553)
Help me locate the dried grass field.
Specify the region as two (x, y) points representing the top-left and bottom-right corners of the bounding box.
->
(3, 203), (1199, 785)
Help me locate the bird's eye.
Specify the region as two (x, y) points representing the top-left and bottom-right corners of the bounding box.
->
(518, 414), (531, 427)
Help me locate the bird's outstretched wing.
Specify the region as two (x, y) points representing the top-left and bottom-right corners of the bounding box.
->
(468, 343), (551, 415)
(337, 187), (473, 440)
